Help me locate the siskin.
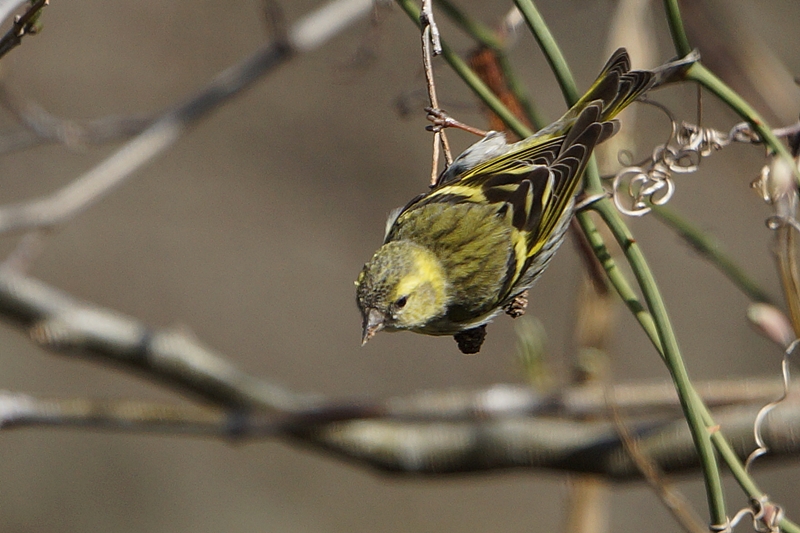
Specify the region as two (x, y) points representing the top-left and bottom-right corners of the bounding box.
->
(356, 48), (698, 353)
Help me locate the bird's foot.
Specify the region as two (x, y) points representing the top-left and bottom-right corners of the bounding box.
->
(503, 290), (528, 318)
(453, 325), (486, 354)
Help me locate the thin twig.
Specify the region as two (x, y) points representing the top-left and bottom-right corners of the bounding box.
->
(420, 0), (441, 54)
(0, 42), (292, 235)
(0, 269), (308, 412)
(0, 0), (47, 60)
(0, 84), (153, 153)
(419, 2), (452, 185)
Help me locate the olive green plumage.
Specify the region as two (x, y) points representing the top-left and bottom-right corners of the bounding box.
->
(356, 48), (698, 353)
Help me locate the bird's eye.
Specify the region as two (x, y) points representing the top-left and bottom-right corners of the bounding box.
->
(395, 296), (408, 309)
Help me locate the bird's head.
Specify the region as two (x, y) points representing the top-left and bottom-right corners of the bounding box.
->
(355, 240), (449, 344)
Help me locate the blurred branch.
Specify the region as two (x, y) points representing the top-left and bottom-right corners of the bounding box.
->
(0, 85), (152, 153)
(1, 380), (800, 479)
(1, 262), (798, 477)
(0, 42), (291, 234)
(1, 380), (790, 434)
(0, 269), (310, 411)
(0, 0), (374, 235)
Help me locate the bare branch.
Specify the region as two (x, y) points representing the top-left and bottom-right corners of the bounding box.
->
(419, 1), (452, 184)
(0, 392), (227, 436)
(1, 385), (799, 479)
(0, 0), (375, 235)
(0, 42), (291, 234)
(0, 85), (152, 153)
(0, 269), (310, 411)
(0, 265), (797, 476)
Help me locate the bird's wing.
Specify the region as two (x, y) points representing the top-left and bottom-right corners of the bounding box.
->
(403, 102), (609, 251)
(389, 103), (611, 300)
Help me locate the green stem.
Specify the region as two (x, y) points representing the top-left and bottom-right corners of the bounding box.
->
(663, 0), (692, 57)
(575, 211), (660, 345)
(661, 4), (800, 530)
(688, 64), (796, 172)
(582, 206), (800, 533)
(440, 43), (533, 137)
(592, 199), (726, 525)
(393, 2), (800, 529)
(434, 0), (502, 49)
(512, 0), (579, 104)
(497, 50), (544, 129)
(651, 205), (773, 304)
(512, 0), (607, 193)
(492, 0), (727, 523)
(662, 1), (799, 184)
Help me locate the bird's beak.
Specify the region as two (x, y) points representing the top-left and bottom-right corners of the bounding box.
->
(361, 308), (385, 345)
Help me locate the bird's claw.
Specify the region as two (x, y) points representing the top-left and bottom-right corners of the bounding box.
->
(503, 290), (528, 318)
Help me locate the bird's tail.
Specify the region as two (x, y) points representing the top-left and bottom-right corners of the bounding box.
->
(565, 47), (699, 124)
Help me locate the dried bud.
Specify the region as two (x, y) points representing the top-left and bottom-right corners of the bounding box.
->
(747, 303), (795, 348)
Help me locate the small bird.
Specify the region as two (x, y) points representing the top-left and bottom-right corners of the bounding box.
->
(356, 48), (698, 353)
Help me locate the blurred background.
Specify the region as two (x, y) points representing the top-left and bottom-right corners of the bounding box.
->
(0, 0), (798, 531)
